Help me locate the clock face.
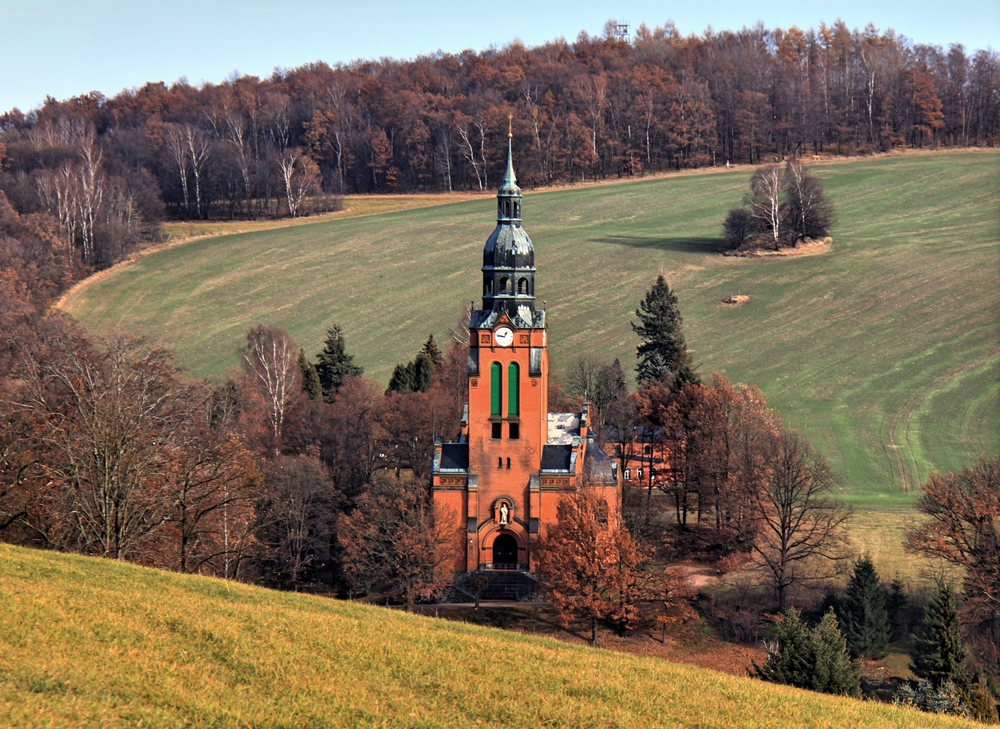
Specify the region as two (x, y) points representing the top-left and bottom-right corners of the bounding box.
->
(494, 327), (514, 347)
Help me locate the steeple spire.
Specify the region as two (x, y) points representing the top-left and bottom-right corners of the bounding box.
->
(476, 131), (539, 327)
(502, 113), (517, 191)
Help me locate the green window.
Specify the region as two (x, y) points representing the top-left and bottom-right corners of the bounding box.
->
(491, 362), (502, 415)
(508, 362), (520, 416)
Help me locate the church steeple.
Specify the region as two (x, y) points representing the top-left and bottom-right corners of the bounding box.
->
(479, 122), (539, 327)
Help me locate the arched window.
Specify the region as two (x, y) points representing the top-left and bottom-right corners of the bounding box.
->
(507, 362), (520, 416)
(517, 277), (528, 294)
(484, 278), (494, 295)
(499, 277), (510, 294)
(490, 362), (502, 416)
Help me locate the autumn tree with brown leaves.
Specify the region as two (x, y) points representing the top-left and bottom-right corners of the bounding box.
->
(536, 489), (692, 646)
(338, 478), (455, 610)
(907, 455), (1000, 671)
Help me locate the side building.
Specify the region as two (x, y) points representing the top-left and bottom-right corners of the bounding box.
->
(431, 137), (617, 580)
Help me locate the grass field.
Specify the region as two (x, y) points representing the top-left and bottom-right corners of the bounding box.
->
(61, 151), (1000, 507)
(0, 544), (978, 728)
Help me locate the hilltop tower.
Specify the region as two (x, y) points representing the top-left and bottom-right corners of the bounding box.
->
(432, 135), (617, 579)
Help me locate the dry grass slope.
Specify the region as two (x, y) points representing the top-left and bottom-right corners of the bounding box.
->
(0, 544), (979, 728)
(60, 151), (1000, 506)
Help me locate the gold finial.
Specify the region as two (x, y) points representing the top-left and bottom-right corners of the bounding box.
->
(507, 112), (513, 139)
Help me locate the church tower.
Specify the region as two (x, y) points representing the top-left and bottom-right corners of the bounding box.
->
(432, 132), (616, 578)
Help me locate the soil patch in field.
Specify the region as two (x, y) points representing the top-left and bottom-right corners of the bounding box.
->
(721, 295), (750, 306)
(728, 237), (833, 258)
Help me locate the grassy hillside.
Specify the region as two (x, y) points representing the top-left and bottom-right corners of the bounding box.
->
(0, 544), (978, 728)
(61, 151), (1000, 506)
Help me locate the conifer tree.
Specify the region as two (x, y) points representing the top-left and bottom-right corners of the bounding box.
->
(838, 556), (891, 659)
(886, 579), (908, 641)
(420, 334), (444, 368)
(314, 324), (363, 399)
(812, 608), (862, 697)
(297, 348), (322, 401)
(753, 608), (814, 689)
(632, 275), (698, 389)
(911, 583), (969, 688)
(386, 352), (435, 394)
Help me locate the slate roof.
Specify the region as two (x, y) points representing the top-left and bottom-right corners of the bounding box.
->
(541, 444), (573, 471)
(583, 438), (616, 484)
(439, 443), (469, 472)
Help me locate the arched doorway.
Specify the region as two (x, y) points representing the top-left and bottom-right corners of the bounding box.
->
(492, 533), (518, 567)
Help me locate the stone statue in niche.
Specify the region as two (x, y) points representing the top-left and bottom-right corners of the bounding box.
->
(499, 502), (509, 526)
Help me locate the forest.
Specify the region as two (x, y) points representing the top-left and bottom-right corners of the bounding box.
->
(0, 20), (998, 269)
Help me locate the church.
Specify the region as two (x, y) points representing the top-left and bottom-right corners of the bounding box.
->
(431, 132), (618, 579)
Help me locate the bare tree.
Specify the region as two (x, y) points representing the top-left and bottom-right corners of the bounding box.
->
(278, 149), (320, 218)
(782, 160), (835, 242)
(258, 454), (336, 586)
(15, 332), (187, 560)
(750, 429), (851, 610)
(241, 325), (300, 453)
(750, 163), (784, 248)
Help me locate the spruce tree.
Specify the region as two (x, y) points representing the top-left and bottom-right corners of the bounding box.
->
(420, 334), (444, 368)
(297, 348), (323, 401)
(838, 556), (891, 659)
(910, 583), (969, 689)
(386, 352), (435, 394)
(753, 607), (814, 689)
(886, 579), (908, 641)
(811, 608), (862, 697)
(632, 275), (698, 389)
(314, 324), (363, 399)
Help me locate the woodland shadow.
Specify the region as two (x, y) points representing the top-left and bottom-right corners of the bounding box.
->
(593, 235), (725, 254)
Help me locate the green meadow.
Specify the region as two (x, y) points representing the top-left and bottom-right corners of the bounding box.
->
(0, 544), (978, 728)
(62, 151), (1000, 507)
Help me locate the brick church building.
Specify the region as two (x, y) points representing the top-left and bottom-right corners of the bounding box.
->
(431, 135), (617, 578)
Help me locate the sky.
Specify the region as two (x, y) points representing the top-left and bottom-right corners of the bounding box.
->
(1, 0), (997, 114)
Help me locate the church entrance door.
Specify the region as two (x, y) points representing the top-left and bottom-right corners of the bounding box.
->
(492, 533), (518, 568)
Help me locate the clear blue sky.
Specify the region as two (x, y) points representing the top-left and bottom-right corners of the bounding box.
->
(2, 0), (996, 114)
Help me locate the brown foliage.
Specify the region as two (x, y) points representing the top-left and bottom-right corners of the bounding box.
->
(338, 478), (455, 610)
(907, 455), (1000, 670)
(536, 489), (693, 646)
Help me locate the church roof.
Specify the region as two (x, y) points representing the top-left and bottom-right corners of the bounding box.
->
(547, 412), (580, 444)
(438, 443), (469, 472)
(583, 438), (616, 484)
(483, 224), (533, 257)
(541, 444), (574, 472)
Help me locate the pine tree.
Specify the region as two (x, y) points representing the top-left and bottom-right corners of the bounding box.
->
(910, 583), (969, 689)
(632, 275), (698, 389)
(753, 608), (814, 689)
(314, 324), (363, 399)
(420, 334), (443, 368)
(812, 608), (862, 697)
(297, 348), (322, 401)
(886, 579), (908, 641)
(838, 556), (891, 659)
(386, 352), (435, 394)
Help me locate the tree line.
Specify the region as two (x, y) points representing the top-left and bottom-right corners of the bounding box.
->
(1, 19), (997, 268)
